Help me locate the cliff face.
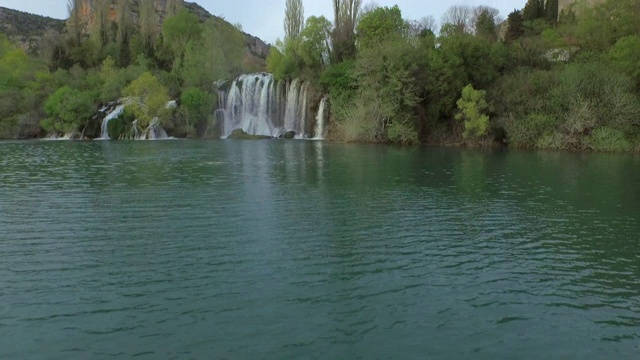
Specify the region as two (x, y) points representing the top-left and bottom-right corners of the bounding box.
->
(559, 0), (606, 14)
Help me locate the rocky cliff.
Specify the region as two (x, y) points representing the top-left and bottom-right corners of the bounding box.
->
(559, 0), (606, 14)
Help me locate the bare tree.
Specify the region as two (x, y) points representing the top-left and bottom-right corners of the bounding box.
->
(441, 5), (473, 34)
(284, 0), (304, 42)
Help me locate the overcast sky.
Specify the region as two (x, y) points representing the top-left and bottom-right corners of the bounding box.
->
(0, 0), (527, 44)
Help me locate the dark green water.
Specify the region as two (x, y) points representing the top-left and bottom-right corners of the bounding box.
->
(1, 140), (639, 359)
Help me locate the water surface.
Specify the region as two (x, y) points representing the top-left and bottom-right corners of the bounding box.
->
(1, 141), (639, 359)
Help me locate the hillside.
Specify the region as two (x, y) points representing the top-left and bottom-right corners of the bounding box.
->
(0, 1), (270, 66)
(0, 7), (65, 53)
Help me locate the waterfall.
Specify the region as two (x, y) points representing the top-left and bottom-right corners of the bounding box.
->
(97, 104), (125, 140)
(216, 73), (317, 139)
(314, 96), (329, 140)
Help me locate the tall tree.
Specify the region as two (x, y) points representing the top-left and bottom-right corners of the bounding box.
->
(284, 0), (305, 42)
(116, 0), (134, 65)
(505, 10), (524, 43)
(474, 8), (497, 42)
(523, 0), (545, 22)
(545, 0), (559, 25)
(139, 0), (159, 54)
(91, 0), (112, 49)
(331, 0), (362, 62)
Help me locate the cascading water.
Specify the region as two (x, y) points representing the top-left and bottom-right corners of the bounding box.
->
(314, 96), (329, 140)
(217, 73), (323, 139)
(97, 104), (125, 140)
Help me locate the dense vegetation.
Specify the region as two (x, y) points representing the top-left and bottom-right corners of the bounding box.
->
(268, 0), (640, 151)
(0, 0), (639, 152)
(0, 0), (247, 140)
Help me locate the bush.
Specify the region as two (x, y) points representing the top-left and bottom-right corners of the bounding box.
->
(456, 85), (490, 139)
(584, 127), (632, 152)
(43, 86), (95, 134)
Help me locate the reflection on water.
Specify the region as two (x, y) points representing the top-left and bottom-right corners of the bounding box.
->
(0, 141), (639, 359)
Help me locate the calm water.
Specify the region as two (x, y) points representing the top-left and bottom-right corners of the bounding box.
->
(1, 140), (639, 359)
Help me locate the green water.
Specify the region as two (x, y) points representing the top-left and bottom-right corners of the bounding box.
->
(1, 140), (639, 359)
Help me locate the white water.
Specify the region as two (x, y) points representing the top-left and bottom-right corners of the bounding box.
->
(314, 96), (329, 140)
(217, 73), (321, 139)
(96, 104), (126, 140)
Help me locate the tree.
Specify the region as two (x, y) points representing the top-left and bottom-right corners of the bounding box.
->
(180, 87), (213, 134)
(441, 5), (473, 34)
(523, 0), (545, 22)
(67, 0), (83, 47)
(284, 0), (305, 42)
(456, 84), (489, 139)
(181, 19), (245, 89)
(42, 86), (95, 134)
(332, 0), (362, 62)
(91, 0), (112, 50)
(139, 0), (159, 54)
(299, 16), (333, 75)
(116, 0), (134, 66)
(608, 35), (640, 83)
(123, 72), (170, 127)
(356, 5), (404, 49)
(474, 8), (498, 41)
(545, 0), (559, 25)
(505, 10), (524, 43)
(162, 9), (203, 70)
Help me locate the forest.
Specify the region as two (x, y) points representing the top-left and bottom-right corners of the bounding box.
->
(1, 0), (639, 151)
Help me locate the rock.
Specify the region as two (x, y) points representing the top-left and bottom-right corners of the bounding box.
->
(280, 131), (296, 139)
(228, 129), (272, 140)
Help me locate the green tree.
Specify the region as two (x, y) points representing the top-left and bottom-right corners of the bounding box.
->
(608, 35), (640, 83)
(162, 9), (203, 70)
(139, 0), (159, 55)
(180, 87), (214, 134)
(505, 10), (524, 43)
(545, 0), (559, 25)
(356, 5), (405, 49)
(474, 8), (497, 42)
(456, 84), (489, 139)
(299, 16), (332, 76)
(523, 0), (545, 22)
(42, 86), (95, 134)
(123, 72), (170, 127)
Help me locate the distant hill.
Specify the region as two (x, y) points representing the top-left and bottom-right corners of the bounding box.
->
(0, 7), (64, 53)
(0, 1), (270, 68)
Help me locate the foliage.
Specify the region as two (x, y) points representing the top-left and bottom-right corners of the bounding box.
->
(456, 85), (490, 139)
(162, 9), (203, 68)
(123, 72), (170, 127)
(298, 16), (332, 77)
(179, 87), (214, 135)
(608, 35), (640, 83)
(42, 86), (95, 134)
(505, 10), (524, 43)
(356, 5), (405, 49)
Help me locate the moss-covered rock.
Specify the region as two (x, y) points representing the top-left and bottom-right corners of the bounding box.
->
(228, 129), (272, 140)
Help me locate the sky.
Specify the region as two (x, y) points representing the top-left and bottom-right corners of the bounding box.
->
(0, 0), (527, 44)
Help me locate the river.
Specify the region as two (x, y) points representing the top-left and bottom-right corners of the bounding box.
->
(1, 140), (639, 359)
